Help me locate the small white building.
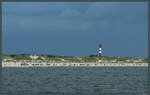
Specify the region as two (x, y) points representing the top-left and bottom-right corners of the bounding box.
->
(29, 55), (39, 60)
(110, 59), (117, 63)
(61, 59), (65, 61)
(98, 60), (102, 63)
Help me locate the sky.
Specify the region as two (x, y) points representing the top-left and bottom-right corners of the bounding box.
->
(2, 2), (148, 57)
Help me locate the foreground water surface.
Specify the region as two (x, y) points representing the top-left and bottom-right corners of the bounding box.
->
(0, 67), (148, 94)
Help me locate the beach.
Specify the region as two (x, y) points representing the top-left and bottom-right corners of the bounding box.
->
(2, 62), (148, 67)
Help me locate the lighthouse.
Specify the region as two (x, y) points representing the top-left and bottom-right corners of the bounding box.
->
(99, 43), (102, 56)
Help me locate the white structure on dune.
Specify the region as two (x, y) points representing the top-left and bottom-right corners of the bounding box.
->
(29, 55), (39, 60)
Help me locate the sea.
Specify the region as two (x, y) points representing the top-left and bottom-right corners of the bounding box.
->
(0, 67), (148, 95)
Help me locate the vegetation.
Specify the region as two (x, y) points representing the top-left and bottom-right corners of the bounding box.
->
(2, 54), (148, 63)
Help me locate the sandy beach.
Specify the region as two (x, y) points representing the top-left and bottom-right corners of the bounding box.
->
(2, 62), (148, 67)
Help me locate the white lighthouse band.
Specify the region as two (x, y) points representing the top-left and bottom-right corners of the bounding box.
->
(99, 51), (102, 53)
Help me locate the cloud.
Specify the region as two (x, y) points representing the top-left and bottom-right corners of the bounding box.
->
(59, 8), (81, 17)
(2, 2), (148, 57)
(3, 2), (148, 34)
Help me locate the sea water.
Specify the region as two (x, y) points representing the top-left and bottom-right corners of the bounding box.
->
(0, 67), (148, 95)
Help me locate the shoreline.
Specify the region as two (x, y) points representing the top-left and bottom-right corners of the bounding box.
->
(2, 66), (148, 67)
(2, 62), (148, 67)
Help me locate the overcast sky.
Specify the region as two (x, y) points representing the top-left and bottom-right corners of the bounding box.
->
(2, 2), (148, 57)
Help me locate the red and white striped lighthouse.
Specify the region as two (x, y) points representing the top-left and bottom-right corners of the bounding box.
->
(99, 43), (102, 56)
